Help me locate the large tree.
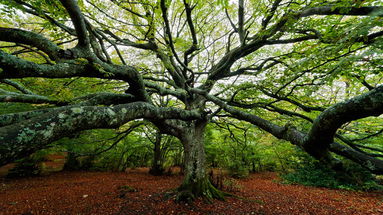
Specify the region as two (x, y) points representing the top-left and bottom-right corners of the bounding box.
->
(1, 0), (383, 200)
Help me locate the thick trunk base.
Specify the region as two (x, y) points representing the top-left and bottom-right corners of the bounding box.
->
(176, 177), (225, 202)
(176, 120), (227, 202)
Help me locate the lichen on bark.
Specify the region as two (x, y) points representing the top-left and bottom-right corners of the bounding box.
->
(176, 120), (226, 202)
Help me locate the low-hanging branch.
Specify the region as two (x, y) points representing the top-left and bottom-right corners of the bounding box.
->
(0, 102), (203, 166)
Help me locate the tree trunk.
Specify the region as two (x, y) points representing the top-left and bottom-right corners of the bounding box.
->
(176, 120), (224, 202)
(149, 132), (165, 176)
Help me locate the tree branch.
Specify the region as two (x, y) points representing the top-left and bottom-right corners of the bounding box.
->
(0, 102), (202, 165)
(304, 85), (383, 159)
(298, 6), (383, 17)
(0, 79), (35, 95)
(238, 0), (245, 44)
(0, 89), (64, 105)
(183, 0), (199, 65)
(60, 0), (90, 48)
(0, 28), (61, 60)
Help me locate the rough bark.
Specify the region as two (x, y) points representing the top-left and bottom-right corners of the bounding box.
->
(0, 28), (61, 60)
(0, 102), (202, 166)
(176, 120), (225, 202)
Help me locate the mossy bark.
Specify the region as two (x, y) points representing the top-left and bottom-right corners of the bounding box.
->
(177, 120), (225, 202)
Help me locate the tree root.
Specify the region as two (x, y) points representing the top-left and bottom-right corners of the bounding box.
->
(175, 178), (230, 203)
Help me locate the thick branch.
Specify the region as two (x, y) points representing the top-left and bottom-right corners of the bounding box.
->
(0, 28), (61, 60)
(0, 89), (63, 105)
(299, 6), (383, 17)
(145, 81), (187, 100)
(304, 85), (383, 159)
(0, 92), (138, 127)
(183, 0), (198, 65)
(0, 49), (149, 101)
(329, 142), (383, 174)
(102, 30), (157, 50)
(74, 92), (136, 106)
(192, 88), (305, 146)
(0, 102), (202, 165)
(238, 0), (245, 44)
(61, 0), (90, 48)
(0, 106), (72, 127)
(1, 49), (141, 88)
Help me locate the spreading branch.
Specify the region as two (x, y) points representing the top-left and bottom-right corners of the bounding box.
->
(0, 102), (202, 165)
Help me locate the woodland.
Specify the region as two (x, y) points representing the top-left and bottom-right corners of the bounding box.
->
(0, 0), (383, 214)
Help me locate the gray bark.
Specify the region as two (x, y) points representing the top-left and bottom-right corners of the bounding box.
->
(0, 102), (202, 166)
(181, 121), (208, 186)
(176, 120), (224, 200)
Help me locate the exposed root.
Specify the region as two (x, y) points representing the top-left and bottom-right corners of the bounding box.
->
(175, 178), (229, 203)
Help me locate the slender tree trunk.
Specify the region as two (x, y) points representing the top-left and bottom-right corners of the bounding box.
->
(176, 120), (224, 202)
(149, 132), (165, 175)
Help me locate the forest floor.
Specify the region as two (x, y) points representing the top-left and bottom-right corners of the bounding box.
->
(1, 168), (382, 215)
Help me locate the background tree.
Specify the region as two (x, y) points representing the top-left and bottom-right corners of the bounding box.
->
(1, 0), (383, 200)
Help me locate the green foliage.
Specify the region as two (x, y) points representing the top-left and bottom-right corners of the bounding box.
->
(216, 0), (229, 8)
(6, 148), (67, 178)
(282, 154), (383, 191)
(57, 129), (141, 171)
(56, 126), (184, 172)
(205, 123), (298, 177)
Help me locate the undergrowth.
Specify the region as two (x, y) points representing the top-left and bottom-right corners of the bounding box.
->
(281, 156), (383, 191)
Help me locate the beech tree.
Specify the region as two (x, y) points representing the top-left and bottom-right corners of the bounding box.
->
(1, 0), (383, 200)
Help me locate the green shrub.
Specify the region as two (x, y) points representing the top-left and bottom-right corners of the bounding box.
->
(282, 157), (383, 191)
(282, 161), (344, 188)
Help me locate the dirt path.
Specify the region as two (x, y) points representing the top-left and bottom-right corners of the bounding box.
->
(0, 169), (382, 215)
